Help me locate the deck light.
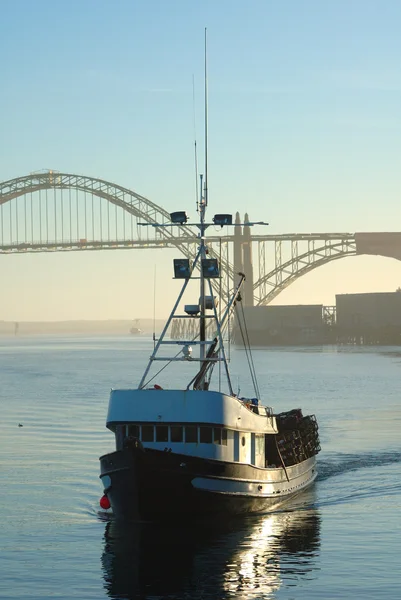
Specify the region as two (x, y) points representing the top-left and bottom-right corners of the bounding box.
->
(170, 211), (188, 224)
(173, 259), (191, 279)
(184, 305), (200, 316)
(201, 258), (220, 278)
(213, 214), (232, 227)
(182, 345), (193, 359)
(200, 296), (218, 310)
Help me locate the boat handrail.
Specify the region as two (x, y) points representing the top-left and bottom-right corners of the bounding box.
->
(237, 397), (273, 417)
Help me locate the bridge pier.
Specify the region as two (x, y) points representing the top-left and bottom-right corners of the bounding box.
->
(233, 212), (254, 307)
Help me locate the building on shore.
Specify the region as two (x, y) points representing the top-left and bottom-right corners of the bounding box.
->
(232, 292), (401, 346)
(336, 291), (401, 345)
(233, 304), (334, 346)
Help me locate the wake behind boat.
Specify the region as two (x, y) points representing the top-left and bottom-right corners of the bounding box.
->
(98, 32), (320, 521)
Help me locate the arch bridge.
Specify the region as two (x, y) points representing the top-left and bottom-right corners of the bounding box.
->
(1, 171), (400, 306)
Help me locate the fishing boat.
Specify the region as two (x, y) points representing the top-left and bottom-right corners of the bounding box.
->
(99, 218), (320, 521)
(99, 33), (320, 521)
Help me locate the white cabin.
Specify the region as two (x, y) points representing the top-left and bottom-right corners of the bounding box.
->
(107, 388), (278, 468)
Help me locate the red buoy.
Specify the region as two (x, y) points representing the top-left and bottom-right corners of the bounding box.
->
(100, 494), (111, 510)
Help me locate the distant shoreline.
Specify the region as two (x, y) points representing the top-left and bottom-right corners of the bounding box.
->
(0, 319), (166, 336)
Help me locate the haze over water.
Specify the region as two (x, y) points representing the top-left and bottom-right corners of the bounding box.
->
(1, 335), (400, 599)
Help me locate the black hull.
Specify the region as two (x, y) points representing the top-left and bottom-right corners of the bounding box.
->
(99, 447), (317, 521)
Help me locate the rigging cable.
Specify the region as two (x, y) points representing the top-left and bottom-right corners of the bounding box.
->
(152, 264), (156, 350)
(219, 237), (222, 391)
(235, 313), (257, 395)
(142, 346), (184, 388)
(240, 300), (261, 398)
(236, 301), (261, 399)
(144, 316), (206, 388)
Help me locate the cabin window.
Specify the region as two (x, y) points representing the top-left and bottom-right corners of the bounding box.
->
(251, 433), (265, 467)
(185, 426), (198, 443)
(128, 424), (140, 438)
(156, 425), (169, 442)
(255, 434), (265, 456)
(170, 426), (183, 442)
(200, 426), (212, 443)
(142, 425), (154, 442)
(213, 428), (221, 444)
(222, 429), (227, 446)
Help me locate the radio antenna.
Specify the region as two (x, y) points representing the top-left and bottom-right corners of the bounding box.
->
(204, 27), (208, 208)
(192, 74), (199, 211)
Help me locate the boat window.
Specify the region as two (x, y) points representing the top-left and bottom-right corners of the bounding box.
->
(156, 425), (169, 442)
(142, 425), (154, 442)
(170, 426), (183, 442)
(222, 429), (227, 446)
(253, 433), (265, 467)
(213, 428), (221, 444)
(185, 426), (198, 443)
(128, 424), (140, 438)
(255, 434), (265, 455)
(200, 426), (212, 443)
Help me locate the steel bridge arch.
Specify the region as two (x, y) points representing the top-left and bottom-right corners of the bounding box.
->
(255, 237), (357, 305)
(0, 171), (234, 293)
(0, 171), (198, 251)
(5, 174), (399, 308)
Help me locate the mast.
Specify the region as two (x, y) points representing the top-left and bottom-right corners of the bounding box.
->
(199, 28), (208, 370)
(136, 29), (268, 394)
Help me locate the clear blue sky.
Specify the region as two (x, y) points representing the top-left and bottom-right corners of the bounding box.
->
(1, 0), (401, 321)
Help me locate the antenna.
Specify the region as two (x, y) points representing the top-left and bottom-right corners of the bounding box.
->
(204, 27), (208, 208)
(192, 74), (199, 211)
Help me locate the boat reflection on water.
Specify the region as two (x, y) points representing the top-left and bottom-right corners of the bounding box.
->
(101, 491), (321, 600)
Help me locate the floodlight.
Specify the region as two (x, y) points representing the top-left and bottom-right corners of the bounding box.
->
(213, 214), (232, 227)
(170, 211), (188, 224)
(184, 305), (200, 316)
(173, 259), (191, 279)
(201, 258), (220, 278)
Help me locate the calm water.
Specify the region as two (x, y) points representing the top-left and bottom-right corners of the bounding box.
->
(1, 335), (400, 599)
